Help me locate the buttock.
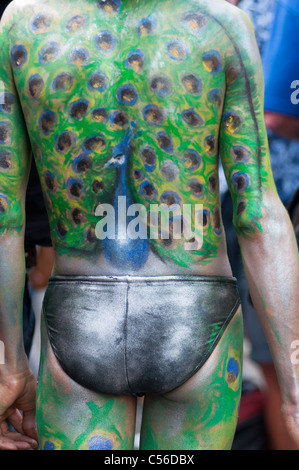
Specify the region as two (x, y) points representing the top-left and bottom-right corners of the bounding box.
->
(42, 275), (240, 396)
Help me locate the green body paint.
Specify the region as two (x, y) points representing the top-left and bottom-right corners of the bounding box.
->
(37, 319), (136, 450)
(140, 307), (243, 450)
(0, 0), (280, 451)
(0, 0), (275, 271)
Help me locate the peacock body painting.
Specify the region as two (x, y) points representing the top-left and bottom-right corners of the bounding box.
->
(0, 0), (267, 270)
(100, 124), (150, 270)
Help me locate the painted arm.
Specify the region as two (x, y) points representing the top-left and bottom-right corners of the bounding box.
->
(0, 5), (38, 450)
(220, 12), (299, 444)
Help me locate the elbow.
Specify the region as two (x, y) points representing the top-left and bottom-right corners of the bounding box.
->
(233, 196), (293, 244)
(233, 217), (262, 239)
(232, 200), (264, 238)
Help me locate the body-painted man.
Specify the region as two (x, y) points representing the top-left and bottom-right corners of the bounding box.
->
(0, 0), (299, 450)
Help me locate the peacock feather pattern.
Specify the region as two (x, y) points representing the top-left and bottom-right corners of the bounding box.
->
(0, 0), (270, 269)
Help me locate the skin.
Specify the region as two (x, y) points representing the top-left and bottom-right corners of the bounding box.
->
(0, 0), (298, 450)
(29, 246), (55, 289)
(264, 111), (299, 141)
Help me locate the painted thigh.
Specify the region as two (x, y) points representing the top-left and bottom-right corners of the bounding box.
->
(140, 306), (243, 450)
(36, 317), (137, 450)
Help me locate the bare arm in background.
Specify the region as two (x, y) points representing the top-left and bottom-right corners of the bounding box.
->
(264, 111), (299, 140)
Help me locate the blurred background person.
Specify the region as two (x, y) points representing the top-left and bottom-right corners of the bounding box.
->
(263, 0), (299, 142)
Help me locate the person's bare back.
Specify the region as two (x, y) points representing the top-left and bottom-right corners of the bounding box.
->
(1, 0), (299, 451)
(0, 0), (268, 277)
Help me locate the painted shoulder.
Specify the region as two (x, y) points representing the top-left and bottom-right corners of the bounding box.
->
(198, 0), (254, 29)
(201, 0), (260, 72)
(0, 0), (42, 33)
(191, 0), (257, 53)
(217, 2), (258, 55)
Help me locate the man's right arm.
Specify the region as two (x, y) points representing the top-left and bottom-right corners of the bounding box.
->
(0, 3), (38, 450)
